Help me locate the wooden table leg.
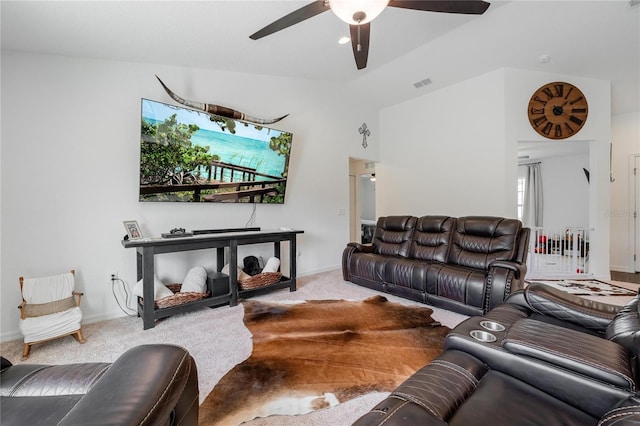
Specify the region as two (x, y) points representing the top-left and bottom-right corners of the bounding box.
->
(229, 240), (239, 306)
(289, 236), (297, 292)
(142, 247), (156, 330)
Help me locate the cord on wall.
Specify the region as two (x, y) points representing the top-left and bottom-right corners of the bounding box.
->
(110, 276), (137, 316)
(245, 203), (257, 228)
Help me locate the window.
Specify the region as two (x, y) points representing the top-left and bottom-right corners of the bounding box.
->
(517, 177), (525, 221)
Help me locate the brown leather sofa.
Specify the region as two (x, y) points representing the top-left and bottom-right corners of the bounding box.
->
(342, 216), (530, 315)
(353, 283), (640, 425)
(0, 344), (198, 426)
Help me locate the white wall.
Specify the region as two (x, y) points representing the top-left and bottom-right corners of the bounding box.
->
(1, 51), (630, 341)
(359, 177), (376, 221)
(505, 68), (611, 278)
(611, 112), (640, 272)
(378, 67), (612, 277)
(518, 154), (590, 232)
(0, 51), (380, 340)
(378, 69), (509, 217)
(538, 154), (590, 231)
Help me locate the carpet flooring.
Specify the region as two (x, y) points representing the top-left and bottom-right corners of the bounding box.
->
(200, 296), (450, 425)
(2, 269), (634, 425)
(0, 269), (467, 425)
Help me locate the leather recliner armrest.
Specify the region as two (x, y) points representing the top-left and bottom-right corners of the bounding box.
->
(600, 394), (640, 425)
(346, 242), (374, 253)
(485, 261), (529, 313)
(489, 260), (526, 279)
(509, 282), (623, 333)
(58, 344), (198, 426)
(1, 357), (12, 371)
(343, 243), (375, 281)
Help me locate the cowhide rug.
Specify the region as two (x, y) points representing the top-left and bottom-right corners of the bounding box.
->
(199, 295), (449, 425)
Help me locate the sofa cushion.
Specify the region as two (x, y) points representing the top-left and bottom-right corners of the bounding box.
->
(409, 216), (455, 263)
(384, 258), (431, 292)
(425, 264), (487, 310)
(447, 371), (597, 426)
(349, 253), (389, 283)
(448, 217), (522, 271)
(373, 216), (416, 258)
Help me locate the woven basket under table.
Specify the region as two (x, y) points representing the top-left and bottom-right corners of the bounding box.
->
(153, 283), (210, 309)
(239, 272), (283, 290)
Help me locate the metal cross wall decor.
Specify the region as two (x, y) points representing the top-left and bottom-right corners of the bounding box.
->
(359, 123), (370, 148)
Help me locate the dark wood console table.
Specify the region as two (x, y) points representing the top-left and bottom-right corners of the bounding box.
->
(122, 229), (304, 329)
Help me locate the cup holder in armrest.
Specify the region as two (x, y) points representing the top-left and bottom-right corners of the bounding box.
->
(470, 330), (497, 343)
(480, 320), (506, 332)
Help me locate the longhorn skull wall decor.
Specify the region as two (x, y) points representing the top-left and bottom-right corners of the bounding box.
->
(155, 75), (288, 125)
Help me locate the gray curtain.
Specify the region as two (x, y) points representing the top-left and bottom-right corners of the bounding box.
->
(523, 163), (543, 227)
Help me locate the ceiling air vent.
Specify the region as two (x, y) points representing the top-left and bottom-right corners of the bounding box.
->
(413, 78), (432, 89)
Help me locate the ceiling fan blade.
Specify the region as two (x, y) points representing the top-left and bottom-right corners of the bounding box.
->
(250, 0), (330, 40)
(349, 23), (371, 70)
(388, 0), (490, 15)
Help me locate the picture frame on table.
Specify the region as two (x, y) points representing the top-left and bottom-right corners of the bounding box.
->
(123, 220), (143, 240)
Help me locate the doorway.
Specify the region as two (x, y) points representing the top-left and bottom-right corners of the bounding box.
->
(518, 140), (592, 278)
(359, 174), (376, 243)
(634, 155), (640, 271)
(349, 158), (376, 244)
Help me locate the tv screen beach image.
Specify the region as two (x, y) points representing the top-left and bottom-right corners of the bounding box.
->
(139, 99), (292, 203)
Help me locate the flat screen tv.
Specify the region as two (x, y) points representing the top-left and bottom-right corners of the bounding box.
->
(139, 98), (292, 203)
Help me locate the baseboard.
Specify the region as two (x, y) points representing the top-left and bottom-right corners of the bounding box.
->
(82, 310), (131, 326)
(1, 268), (342, 344)
(611, 265), (633, 273)
(0, 330), (22, 343)
(298, 265), (341, 277)
(0, 310), (130, 344)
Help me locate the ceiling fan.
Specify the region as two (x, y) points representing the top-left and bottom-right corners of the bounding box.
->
(250, 0), (490, 70)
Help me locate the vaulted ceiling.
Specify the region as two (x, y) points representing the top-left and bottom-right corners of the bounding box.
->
(2, 1), (638, 117)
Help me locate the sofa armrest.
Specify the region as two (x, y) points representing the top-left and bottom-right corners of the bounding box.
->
(485, 263), (527, 313)
(502, 318), (635, 391)
(59, 344), (198, 426)
(342, 243), (375, 281)
(600, 394), (640, 425)
(509, 282), (622, 333)
(353, 350), (487, 426)
(347, 242), (374, 253)
(1, 357), (12, 371)
(489, 260), (526, 279)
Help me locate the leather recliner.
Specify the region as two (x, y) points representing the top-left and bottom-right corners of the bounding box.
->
(0, 344), (199, 426)
(343, 215), (530, 315)
(353, 285), (640, 425)
(353, 349), (640, 426)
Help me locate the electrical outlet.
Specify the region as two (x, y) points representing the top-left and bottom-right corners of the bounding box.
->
(110, 272), (118, 284)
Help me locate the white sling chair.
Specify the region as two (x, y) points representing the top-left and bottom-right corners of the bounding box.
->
(18, 270), (84, 359)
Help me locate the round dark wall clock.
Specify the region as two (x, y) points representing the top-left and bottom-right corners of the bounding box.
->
(527, 82), (588, 140)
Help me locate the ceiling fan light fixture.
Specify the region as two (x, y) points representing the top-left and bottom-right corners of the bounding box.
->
(330, 0), (389, 25)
